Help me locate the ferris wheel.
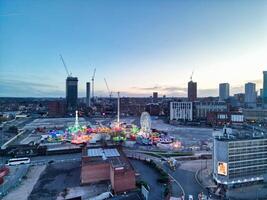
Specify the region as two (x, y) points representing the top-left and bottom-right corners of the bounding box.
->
(140, 112), (151, 134)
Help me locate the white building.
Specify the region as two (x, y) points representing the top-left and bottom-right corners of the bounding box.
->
(245, 82), (257, 108)
(170, 102), (193, 121)
(219, 83), (230, 101)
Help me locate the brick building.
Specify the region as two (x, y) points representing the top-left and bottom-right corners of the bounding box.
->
(47, 100), (66, 117)
(81, 146), (136, 193)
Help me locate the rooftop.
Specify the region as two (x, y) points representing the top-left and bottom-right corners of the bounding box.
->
(82, 145), (133, 170)
(214, 127), (267, 141)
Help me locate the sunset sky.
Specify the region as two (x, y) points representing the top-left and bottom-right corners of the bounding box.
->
(0, 0), (267, 97)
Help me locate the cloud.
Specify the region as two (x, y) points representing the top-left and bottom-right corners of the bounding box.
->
(131, 86), (162, 91)
(0, 79), (64, 97)
(198, 88), (218, 97)
(131, 85), (187, 92)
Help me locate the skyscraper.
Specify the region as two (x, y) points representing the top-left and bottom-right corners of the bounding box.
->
(188, 81), (197, 101)
(263, 71), (267, 108)
(219, 83), (230, 101)
(86, 82), (91, 107)
(153, 92), (158, 99)
(66, 76), (78, 112)
(245, 82), (257, 108)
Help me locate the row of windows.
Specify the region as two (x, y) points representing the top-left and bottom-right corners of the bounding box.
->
(229, 153), (267, 161)
(229, 145), (267, 151)
(229, 159), (267, 168)
(229, 164), (267, 172)
(229, 140), (267, 148)
(229, 169), (267, 179)
(229, 147), (267, 155)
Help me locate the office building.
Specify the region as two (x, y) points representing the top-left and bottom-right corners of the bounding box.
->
(207, 111), (244, 126)
(234, 93), (245, 104)
(188, 81), (197, 101)
(219, 83), (230, 101)
(86, 82), (91, 107)
(213, 127), (267, 187)
(153, 92), (158, 99)
(245, 82), (257, 108)
(263, 71), (267, 108)
(66, 77), (78, 112)
(260, 89), (263, 98)
(170, 102), (193, 121)
(194, 101), (228, 120)
(243, 108), (267, 122)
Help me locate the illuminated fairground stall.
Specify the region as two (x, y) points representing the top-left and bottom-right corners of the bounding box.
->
(47, 111), (127, 144)
(47, 111), (92, 144)
(131, 112), (178, 147)
(47, 110), (180, 149)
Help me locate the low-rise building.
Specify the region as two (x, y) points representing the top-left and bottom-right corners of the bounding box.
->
(243, 108), (267, 122)
(207, 112), (244, 126)
(194, 101), (228, 120)
(48, 100), (66, 117)
(81, 145), (136, 193)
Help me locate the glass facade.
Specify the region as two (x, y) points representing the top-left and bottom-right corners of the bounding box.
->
(66, 77), (78, 111)
(228, 139), (267, 179)
(263, 71), (267, 107)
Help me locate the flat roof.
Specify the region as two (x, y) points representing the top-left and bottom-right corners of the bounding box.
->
(87, 148), (120, 158)
(83, 146), (133, 170)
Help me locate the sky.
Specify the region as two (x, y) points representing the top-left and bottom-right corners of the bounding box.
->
(0, 0), (267, 98)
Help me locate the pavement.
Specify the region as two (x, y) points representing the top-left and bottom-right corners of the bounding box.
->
(3, 165), (46, 200)
(151, 119), (214, 146)
(227, 184), (267, 200)
(196, 160), (217, 189)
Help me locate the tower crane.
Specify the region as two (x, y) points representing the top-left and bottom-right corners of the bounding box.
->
(91, 68), (96, 101)
(104, 78), (112, 98)
(190, 70), (194, 81)
(60, 54), (72, 77)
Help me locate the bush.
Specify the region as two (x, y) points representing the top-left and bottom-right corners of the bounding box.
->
(157, 175), (169, 183)
(136, 180), (149, 190)
(164, 186), (170, 197)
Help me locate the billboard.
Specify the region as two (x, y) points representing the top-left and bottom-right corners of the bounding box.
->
(218, 162), (228, 176)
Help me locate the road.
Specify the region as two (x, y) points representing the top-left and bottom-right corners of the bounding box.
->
(130, 159), (164, 200)
(163, 163), (207, 199)
(125, 149), (211, 199)
(1, 153), (82, 165)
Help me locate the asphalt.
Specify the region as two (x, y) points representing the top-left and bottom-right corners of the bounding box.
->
(28, 161), (81, 200)
(162, 162), (208, 200)
(130, 159), (164, 200)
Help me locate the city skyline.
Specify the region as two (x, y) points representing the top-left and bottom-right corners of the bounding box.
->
(0, 0), (267, 97)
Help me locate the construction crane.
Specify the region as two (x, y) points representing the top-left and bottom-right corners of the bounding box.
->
(190, 70), (194, 81)
(117, 91), (120, 124)
(60, 54), (71, 77)
(104, 78), (112, 98)
(91, 68), (96, 102)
